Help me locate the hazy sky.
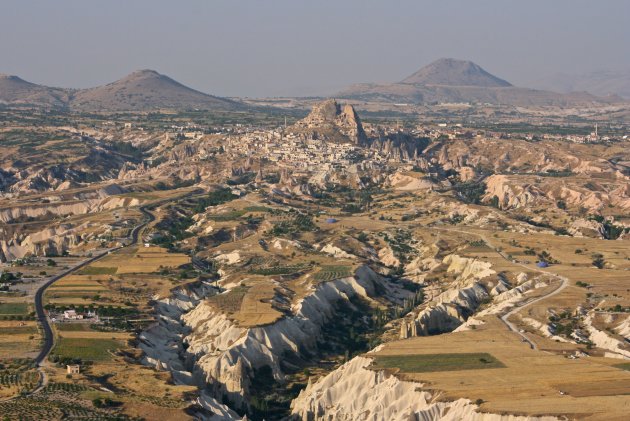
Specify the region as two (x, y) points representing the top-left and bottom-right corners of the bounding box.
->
(1, 0), (629, 97)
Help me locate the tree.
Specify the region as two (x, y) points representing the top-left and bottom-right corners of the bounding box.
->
(592, 253), (605, 269)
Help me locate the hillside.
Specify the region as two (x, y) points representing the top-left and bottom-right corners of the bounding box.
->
(400, 58), (512, 87)
(0, 70), (243, 112)
(337, 58), (624, 107)
(531, 69), (630, 99)
(70, 69), (241, 112)
(0, 74), (71, 108)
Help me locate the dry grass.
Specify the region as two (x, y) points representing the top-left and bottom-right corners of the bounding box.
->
(0, 320), (40, 359)
(91, 245), (189, 274)
(375, 317), (630, 420)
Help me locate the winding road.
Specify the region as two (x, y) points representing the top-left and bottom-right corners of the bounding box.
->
(31, 205), (155, 391)
(433, 226), (570, 349)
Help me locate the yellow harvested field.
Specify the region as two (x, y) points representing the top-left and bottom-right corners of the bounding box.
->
(57, 330), (132, 340)
(235, 280), (283, 327)
(375, 318), (630, 420)
(0, 320), (40, 359)
(90, 246), (189, 274)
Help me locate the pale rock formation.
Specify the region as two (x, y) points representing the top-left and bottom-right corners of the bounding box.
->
(483, 175), (544, 210)
(146, 265), (410, 409)
(0, 194), (139, 223)
(414, 282), (489, 336)
(320, 243), (355, 259)
(213, 251), (241, 265)
(291, 356), (558, 421)
(584, 313), (630, 358)
(378, 245), (400, 267)
(443, 254), (496, 282)
(387, 171), (435, 191)
(293, 99), (367, 145)
(0, 222), (92, 261)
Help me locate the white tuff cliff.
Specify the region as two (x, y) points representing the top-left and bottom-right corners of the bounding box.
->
(291, 356), (558, 421)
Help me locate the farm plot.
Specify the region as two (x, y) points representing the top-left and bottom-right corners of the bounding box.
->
(52, 337), (124, 362)
(0, 321), (40, 359)
(90, 246), (189, 274)
(0, 359), (39, 399)
(374, 318), (630, 420)
(0, 302), (30, 316)
(234, 280), (284, 327)
(371, 353), (505, 373)
(313, 265), (353, 282)
(45, 276), (110, 307)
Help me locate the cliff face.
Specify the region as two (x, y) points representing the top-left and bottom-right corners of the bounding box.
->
(183, 266), (407, 406)
(0, 195), (139, 224)
(140, 264), (412, 411)
(291, 356), (558, 421)
(293, 99), (368, 145)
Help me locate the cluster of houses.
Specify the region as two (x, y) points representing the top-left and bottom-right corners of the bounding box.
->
(52, 309), (99, 322)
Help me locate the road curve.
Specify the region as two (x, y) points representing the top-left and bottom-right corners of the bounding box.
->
(33, 205), (155, 367)
(432, 226), (570, 349)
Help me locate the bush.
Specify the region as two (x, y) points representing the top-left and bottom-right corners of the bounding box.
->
(592, 253), (605, 269)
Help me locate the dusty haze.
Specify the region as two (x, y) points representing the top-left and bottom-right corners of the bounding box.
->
(1, 0), (629, 97)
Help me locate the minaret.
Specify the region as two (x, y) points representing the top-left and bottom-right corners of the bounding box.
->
(595, 124), (598, 138)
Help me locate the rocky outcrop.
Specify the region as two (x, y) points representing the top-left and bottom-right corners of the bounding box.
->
(183, 266), (407, 407)
(139, 280), (239, 419)
(403, 255), (495, 337)
(410, 282), (488, 336)
(0, 195), (139, 223)
(0, 223), (87, 261)
(584, 313), (630, 359)
(293, 99), (367, 144)
(291, 355), (558, 421)
(387, 171), (435, 191)
(142, 264), (410, 411)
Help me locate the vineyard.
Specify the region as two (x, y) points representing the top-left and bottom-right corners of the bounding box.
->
(313, 265), (353, 282)
(0, 359), (39, 398)
(206, 285), (249, 313)
(249, 264), (307, 276)
(0, 395), (135, 421)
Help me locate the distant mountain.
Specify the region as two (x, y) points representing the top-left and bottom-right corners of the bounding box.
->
(0, 74), (71, 108)
(0, 70), (243, 112)
(70, 69), (241, 112)
(530, 69), (630, 99)
(400, 58), (512, 87)
(337, 58), (624, 107)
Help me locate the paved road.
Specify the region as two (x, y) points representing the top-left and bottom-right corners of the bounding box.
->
(33, 248), (119, 365)
(433, 226), (570, 350)
(30, 205), (155, 393)
(500, 276), (569, 350)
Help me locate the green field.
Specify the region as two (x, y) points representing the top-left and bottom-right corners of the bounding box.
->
(613, 362), (630, 371)
(55, 324), (94, 332)
(0, 303), (29, 315)
(0, 326), (37, 335)
(52, 338), (122, 362)
(244, 206), (272, 213)
(371, 353), (505, 373)
(313, 265), (353, 282)
(249, 265), (306, 275)
(76, 266), (117, 275)
(208, 210), (247, 221)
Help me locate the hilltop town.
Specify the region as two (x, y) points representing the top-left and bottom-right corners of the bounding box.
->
(0, 58), (629, 421)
